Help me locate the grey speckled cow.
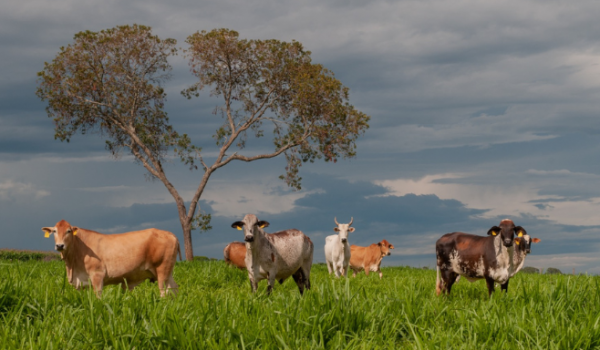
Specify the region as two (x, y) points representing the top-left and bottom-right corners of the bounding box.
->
(231, 214), (314, 295)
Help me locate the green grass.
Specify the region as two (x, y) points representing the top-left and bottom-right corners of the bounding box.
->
(1, 260), (599, 349)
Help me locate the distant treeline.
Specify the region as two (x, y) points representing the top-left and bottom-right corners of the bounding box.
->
(521, 266), (564, 275)
(0, 249), (60, 262)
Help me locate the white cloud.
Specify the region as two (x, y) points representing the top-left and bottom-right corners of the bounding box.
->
(376, 171), (600, 226)
(0, 180), (49, 201)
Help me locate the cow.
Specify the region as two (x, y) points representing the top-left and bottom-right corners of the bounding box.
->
(224, 241), (247, 269)
(509, 232), (541, 278)
(435, 219), (525, 297)
(231, 214), (313, 295)
(42, 219), (180, 298)
(325, 217), (354, 278)
(349, 239), (395, 279)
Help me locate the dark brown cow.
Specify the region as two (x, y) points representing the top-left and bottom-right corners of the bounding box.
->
(224, 241), (246, 269)
(42, 220), (180, 297)
(349, 239), (395, 279)
(435, 219), (525, 296)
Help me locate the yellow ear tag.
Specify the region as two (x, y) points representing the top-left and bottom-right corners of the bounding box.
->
(515, 240), (520, 245)
(236, 226), (242, 231)
(518, 232), (523, 237)
(259, 224), (266, 228)
(73, 229), (78, 236)
(44, 231), (50, 238)
(492, 232), (497, 236)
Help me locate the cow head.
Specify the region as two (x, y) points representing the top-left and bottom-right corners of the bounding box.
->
(487, 219), (522, 247)
(378, 239), (395, 257)
(42, 219), (79, 252)
(231, 214), (269, 243)
(333, 217), (354, 244)
(515, 234), (541, 255)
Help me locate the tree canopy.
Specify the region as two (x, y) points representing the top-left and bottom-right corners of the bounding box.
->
(37, 25), (370, 260)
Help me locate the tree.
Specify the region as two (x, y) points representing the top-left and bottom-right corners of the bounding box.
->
(545, 267), (562, 275)
(37, 25), (370, 261)
(519, 266), (540, 274)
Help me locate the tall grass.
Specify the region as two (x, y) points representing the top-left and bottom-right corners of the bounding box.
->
(0, 260), (599, 349)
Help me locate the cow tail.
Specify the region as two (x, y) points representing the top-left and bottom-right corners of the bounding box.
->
(436, 266), (442, 296)
(223, 244), (231, 263)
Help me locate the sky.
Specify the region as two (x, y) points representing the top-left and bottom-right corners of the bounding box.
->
(2, 0), (600, 273)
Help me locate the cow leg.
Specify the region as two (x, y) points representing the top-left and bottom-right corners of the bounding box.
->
(248, 273), (258, 293)
(439, 269), (458, 295)
(485, 277), (496, 297)
(267, 272), (276, 295)
(292, 269), (306, 295)
(500, 280), (509, 294)
(364, 268), (370, 276)
(326, 261), (333, 275)
(90, 273), (104, 298)
(166, 276), (179, 296)
(301, 260), (312, 291)
(333, 262), (341, 278)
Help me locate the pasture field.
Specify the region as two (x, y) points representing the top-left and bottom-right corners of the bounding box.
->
(1, 260), (600, 349)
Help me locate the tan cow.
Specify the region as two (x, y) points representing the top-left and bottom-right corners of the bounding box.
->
(42, 219), (180, 297)
(349, 239), (395, 279)
(224, 241), (247, 269)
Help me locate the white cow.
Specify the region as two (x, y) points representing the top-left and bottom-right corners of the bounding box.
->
(325, 217), (354, 278)
(231, 214), (314, 295)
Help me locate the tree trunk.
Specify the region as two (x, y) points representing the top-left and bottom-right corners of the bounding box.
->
(182, 223), (194, 261)
(174, 199), (194, 261)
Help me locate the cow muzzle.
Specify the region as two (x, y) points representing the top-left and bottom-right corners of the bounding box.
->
(244, 236), (254, 243)
(341, 238), (347, 243)
(525, 248), (531, 254)
(387, 252), (391, 256)
(503, 239), (513, 247)
(55, 244), (65, 251)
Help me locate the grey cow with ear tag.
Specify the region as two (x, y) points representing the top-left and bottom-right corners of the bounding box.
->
(231, 214), (314, 295)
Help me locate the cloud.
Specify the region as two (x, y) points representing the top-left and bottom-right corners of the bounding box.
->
(0, 180), (49, 201)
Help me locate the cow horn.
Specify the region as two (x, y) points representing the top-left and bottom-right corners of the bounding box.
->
(349, 217), (353, 226)
(334, 217), (340, 226)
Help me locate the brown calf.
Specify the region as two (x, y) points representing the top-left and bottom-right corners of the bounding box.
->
(42, 220), (180, 297)
(224, 241), (247, 269)
(349, 239), (395, 279)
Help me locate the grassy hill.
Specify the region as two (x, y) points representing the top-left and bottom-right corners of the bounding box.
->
(1, 260), (598, 349)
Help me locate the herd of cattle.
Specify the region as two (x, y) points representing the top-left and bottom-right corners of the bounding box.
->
(41, 216), (539, 298)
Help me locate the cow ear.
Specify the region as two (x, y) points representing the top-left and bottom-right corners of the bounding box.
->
(389, 245), (395, 249)
(42, 227), (53, 238)
(257, 220), (270, 228)
(532, 237), (541, 243)
(514, 237), (521, 245)
(487, 226), (500, 236)
(334, 227), (340, 232)
(231, 221), (244, 230)
(377, 242), (382, 246)
(514, 226), (527, 237)
(348, 227), (355, 233)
